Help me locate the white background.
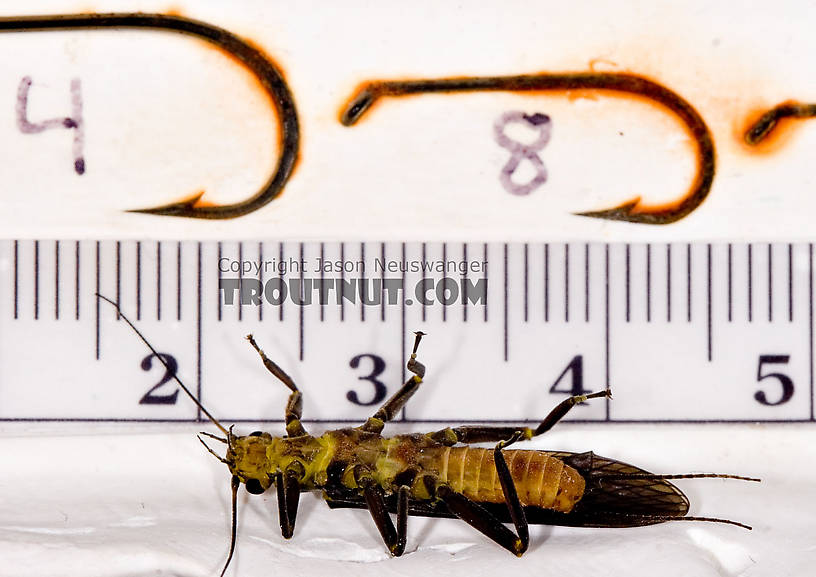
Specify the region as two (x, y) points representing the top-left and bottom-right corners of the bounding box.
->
(0, 1), (813, 576)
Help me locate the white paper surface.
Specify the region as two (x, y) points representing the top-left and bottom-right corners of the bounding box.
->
(0, 424), (799, 577)
(0, 1), (814, 576)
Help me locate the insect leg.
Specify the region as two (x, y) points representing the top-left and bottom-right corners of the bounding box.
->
(220, 475), (241, 577)
(274, 468), (302, 538)
(429, 390), (610, 444)
(359, 331), (426, 433)
(245, 334), (307, 436)
(436, 484), (526, 556)
(355, 466), (410, 555)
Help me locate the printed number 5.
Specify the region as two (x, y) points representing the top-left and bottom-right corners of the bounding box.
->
(755, 354), (794, 406)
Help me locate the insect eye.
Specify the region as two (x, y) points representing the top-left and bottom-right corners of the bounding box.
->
(250, 431), (263, 437)
(245, 478), (265, 495)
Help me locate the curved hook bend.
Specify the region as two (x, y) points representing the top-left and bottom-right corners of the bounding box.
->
(341, 72), (715, 225)
(744, 101), (816, 146)
(0, 13), (299, 219)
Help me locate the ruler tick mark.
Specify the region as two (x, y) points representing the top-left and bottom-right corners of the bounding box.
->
(54, 241), (60, 320)
(74, 241), (80, 321)
(34, 240), (39, 320)
(585, 243), (590, 323)
(136, 241), (142, 321)
(686, 244), (692, 323)
(646, 244), (651, 323)
(666, 244), (671, 323)
(156, 242), (162, 321)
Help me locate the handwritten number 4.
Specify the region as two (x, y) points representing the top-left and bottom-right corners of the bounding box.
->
(16, 76), (85, 175)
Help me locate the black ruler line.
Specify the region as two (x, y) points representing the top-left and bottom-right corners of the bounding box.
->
(585, 243), (590, 323)
(33, 240), (39, 320)
(810, 243), (814, 422)
(136, 241), (142, 321)
(666, 244), (671, 323)
(503, 243), (508, 362)
(74, 241), (80, 321)
(483, 243), (488, 323)
(462, 242), (468, 323)
(54, 240), (59, 320)
(216, 242), (222, 322)
(788, 243), (793, 323)
(13, 240), (18, 320)
(605, 244), (610, 420)
(727, 243), (733, 322)
(156, 241), (162, 322)
(196, 242), (202, 423)
(299, 242), (305, 361)
(646, 244), (651, 323)
(176, 242), (182, 322)
(115, 241), (120, 320)
(238, 242), (243, 322)
(258, 242), (264, 322)
(339, 242), (345, 322)
(380, 242), (386, 322)
(360, 242), (366, 322)
(686, 243), (692, 322)
(400, 242), (407, 420)
(95, 241), (100, 360)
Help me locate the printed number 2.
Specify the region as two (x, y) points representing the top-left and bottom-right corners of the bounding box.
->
(755, 354), (794, 406)
(347, 353), (387, 406)
(139, 353), (180, 405)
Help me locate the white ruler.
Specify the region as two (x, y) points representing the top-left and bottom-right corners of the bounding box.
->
(1, 240), (813, 425)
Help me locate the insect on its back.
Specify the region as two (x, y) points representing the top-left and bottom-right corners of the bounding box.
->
(99, 295), (759, 576)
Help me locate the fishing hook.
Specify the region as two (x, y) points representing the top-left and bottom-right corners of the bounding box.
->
(340, 72), (715, 225)
(0, 13), (299, 219)
(744, 101), (816, 146)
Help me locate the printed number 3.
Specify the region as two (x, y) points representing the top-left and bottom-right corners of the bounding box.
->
(348, 353), (387, 406)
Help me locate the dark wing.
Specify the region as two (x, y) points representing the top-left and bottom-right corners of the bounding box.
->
(323, 451), (689, 528)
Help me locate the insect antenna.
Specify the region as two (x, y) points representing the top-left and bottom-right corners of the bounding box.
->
(221, 475), (241, 577)
(198, 435), (230, 465)
(96, 293), (229, 436)
(200, 431), (228, 444)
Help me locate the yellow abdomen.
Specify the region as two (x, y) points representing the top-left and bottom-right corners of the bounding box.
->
(434, 447), (585, 513)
